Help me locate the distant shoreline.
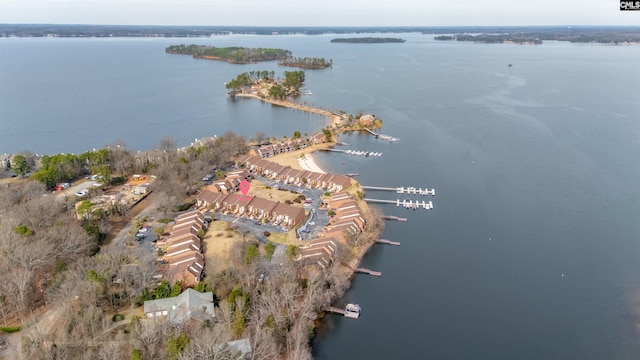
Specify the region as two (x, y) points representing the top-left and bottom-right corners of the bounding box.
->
(2, 24), (640, 40)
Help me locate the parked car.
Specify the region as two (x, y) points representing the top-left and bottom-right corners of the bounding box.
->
(75, 189), (89, 197)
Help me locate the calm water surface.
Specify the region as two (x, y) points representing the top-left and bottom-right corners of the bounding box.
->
(1, 34), (639, 359)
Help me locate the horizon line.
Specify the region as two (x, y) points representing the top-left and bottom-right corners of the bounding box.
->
(2, 23), (640, 28)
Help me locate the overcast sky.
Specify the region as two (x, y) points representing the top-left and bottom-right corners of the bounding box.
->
(0, 0), (636, 26)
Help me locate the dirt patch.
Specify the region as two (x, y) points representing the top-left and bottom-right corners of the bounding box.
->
(248, 179), (303, 205)
(203, 220), (246, 272)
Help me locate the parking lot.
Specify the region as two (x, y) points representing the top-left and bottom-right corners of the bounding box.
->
(251, 175), (328, 241)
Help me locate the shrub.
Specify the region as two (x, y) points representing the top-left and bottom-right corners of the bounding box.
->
(0, 326), (21, 333)
(177, 202), (193, 211)
(264, 241), (276, 260)
(286, 245), (297, 260)
(109, 176), (126, 186)
(112, 313), (125, 322)
(244, 243), (259, 264)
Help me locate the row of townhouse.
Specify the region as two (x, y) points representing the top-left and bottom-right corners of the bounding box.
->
(160, 210), (207, 287)
(204, 169), (252, 194)
(253, 131), (327, 159)
(196, 191), (307, 230)
(298, 192), (367, 268)
(235, 155), (352, 192)
(255, 139), (308, 158)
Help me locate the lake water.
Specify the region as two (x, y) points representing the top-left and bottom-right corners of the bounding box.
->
(2, 33), (640, 359)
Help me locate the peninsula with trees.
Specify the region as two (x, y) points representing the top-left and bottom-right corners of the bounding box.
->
(225, 70), (384, 131)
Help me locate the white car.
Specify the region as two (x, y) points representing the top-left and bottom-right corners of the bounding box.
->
(75, 189), (89, 196)
(92, 182), (102, 187)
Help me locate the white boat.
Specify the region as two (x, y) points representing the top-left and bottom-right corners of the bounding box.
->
(344, 303), (361, 319)
(345, 303), (361, 312)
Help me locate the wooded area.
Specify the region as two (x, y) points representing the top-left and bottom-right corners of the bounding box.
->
(0, 130), (384, 359)
(165, 44), (292, 64)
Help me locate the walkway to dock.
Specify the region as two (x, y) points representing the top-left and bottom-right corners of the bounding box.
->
(382, 215), (407, 221)
(364, 128), (399, 142)
(351, 266), (382, 277)
(374, 238), (401, 246)
(325, 306), (360, 319)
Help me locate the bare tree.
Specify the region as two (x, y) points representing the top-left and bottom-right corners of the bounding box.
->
(158, 136), (178, 165)
(254, 131), (267, 145)
(131, 317), (170, 359)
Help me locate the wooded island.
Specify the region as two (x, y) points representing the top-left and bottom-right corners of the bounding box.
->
(165, 44), (292, 64)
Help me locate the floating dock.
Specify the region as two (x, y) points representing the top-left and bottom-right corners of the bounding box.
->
(364, 198), (434, 210)
(362, 186), (435, 196)
(374, 239), (400, 246)
(322, 148), (382, 157)
(364, 128), (399, 142)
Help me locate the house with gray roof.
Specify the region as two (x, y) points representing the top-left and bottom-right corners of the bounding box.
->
(144, 288), (215, 325)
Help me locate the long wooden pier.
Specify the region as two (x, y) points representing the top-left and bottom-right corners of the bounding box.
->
(374, 239), (401, 246)
(353, 267), (382, 277)
(364, 198), (434, 210)
(364, 128), (399, 142)
(362, 185), (435, 196)
(382, 215), (407, 221)
(325, 306), (348, 316)
(325, 305), (360, 319)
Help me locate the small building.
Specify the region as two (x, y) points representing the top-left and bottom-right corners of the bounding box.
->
(357, 114), (375, 126)
(134, 182), (151, 195)
(143, 288), (215, 325)
(309, 132), (326, 144)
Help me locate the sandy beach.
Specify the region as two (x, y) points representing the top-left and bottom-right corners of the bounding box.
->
(297, 153), (326, 174)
